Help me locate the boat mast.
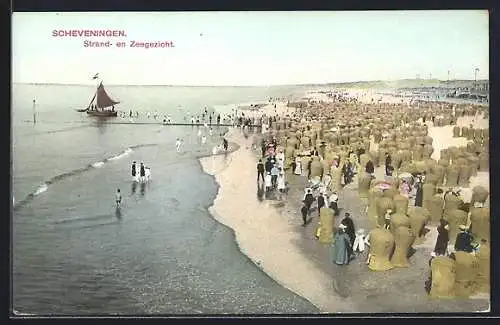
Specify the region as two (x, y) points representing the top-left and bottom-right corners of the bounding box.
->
(86, 74), (101, 111)
(87, 91), (97, 110)
(94, 76), (102, 111)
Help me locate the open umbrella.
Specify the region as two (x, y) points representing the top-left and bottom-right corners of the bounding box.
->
(310, 177), (321, 187)
(375, 182), (392, 190)
(398, 172), (413, 179)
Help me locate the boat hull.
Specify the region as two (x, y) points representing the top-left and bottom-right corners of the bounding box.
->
(86, 110), (118, 117)
(76, 108), (88, 112)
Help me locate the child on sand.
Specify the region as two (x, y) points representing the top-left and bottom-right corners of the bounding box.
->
(264, 172), (272, 192)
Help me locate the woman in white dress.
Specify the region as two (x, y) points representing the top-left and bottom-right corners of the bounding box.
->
(277, 170), (286, 193)
(294, 156), (302, 175)
(277, 150), (285, 164)
(277, 157), (285, 170)
(353, 229), (370, 253)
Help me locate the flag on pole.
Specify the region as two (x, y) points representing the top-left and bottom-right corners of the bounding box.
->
(92, 73), (99, 80)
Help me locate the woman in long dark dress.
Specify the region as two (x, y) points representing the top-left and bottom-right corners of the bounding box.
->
(433, 219), (450, 256)
(414, 181), (423, 207)
(329, 200), (339, 216)
(365, 160), (374, 174)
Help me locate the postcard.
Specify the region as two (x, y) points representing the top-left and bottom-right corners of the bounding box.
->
(11, 10), (490, 316)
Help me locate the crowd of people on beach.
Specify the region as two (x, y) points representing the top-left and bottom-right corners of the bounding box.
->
(117, 104), (279, 128)
(255, 132), (369, 266)
(247, 93), (489, 280)
(256, 139), (287, 196)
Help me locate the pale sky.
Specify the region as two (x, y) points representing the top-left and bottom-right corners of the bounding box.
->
(12, 10), (489, 86)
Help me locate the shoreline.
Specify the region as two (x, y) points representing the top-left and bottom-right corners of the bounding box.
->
(199, 127), (358, 313)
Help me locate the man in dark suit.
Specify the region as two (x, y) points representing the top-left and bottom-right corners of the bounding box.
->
(257, 159), (265, 183)
(317, 191), (325, 217)
(303, 189), (314, 215)
(385, 152), (392, 176)
(454, 225), (475, 253)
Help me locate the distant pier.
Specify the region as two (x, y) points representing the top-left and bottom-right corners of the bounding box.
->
(93, 121), (263, 127)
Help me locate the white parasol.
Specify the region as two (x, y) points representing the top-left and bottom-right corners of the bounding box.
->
(398, 172), (413, 179)
(310, 177), (321, 186)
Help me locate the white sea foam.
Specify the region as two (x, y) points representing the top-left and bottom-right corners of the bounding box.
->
(13, 309), (35, 316)
(109, 148), (133, 161)
(34, 184), (48, 196)
(92, 161), (104, 168)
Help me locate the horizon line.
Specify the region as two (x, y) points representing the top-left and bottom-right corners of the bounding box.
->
(12, 78), (488, 87)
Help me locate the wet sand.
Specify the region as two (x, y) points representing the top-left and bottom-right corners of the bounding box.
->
(200, 128), (357, 313)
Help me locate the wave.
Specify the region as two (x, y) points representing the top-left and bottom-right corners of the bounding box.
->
(53, 213), (113, 225)
(33, 184), (48, 195)
(108, 148), (133, 161)
(12, 145), (157, 211)
(12, 309), (35, 316)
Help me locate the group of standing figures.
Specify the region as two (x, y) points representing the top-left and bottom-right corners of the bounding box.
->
(131, 161), (151, 182)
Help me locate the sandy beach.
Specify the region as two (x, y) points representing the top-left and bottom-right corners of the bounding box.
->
(200, 94), (490, 313)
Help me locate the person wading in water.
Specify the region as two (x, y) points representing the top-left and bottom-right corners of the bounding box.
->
(131, 161), (137, 180)
(115, 188), (122, 208)
(140, 162), (146, 182)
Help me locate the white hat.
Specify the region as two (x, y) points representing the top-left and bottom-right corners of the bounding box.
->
(356, 228), (365, 235)
(339, 224), (347, 229)
(386, 209), (393, 214)
(459, 224), (467, 230)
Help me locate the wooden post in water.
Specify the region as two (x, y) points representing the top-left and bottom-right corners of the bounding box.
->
(32, 98), (36, 124)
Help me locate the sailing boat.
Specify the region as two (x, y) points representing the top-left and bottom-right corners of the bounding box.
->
(77, 82), (119, 117)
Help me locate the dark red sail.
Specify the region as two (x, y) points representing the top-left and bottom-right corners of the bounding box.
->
(96, 83), (119, 109)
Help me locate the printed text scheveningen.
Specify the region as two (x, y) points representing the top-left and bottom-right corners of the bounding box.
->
(52, 30), (127, 37)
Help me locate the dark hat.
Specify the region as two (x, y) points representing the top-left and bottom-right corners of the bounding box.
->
(345, 212), (350, 217)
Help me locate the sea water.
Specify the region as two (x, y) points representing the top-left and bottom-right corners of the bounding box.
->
(12, 84), (319, 315)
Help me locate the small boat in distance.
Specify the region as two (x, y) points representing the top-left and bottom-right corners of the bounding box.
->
(77, 82), (119, 117)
